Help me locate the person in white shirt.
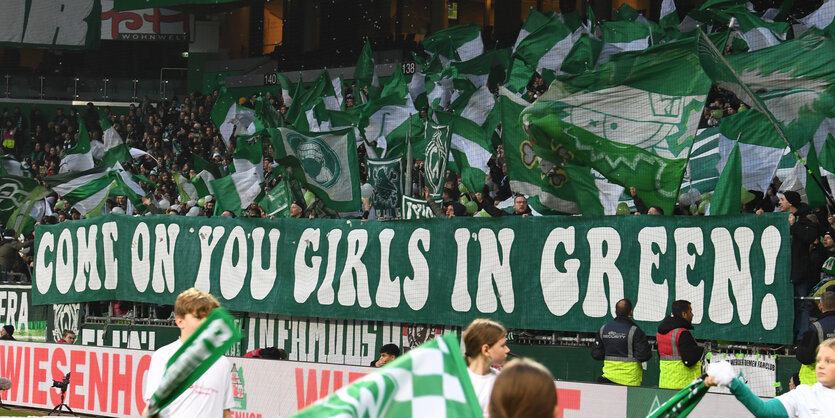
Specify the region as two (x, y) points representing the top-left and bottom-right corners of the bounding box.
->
(463, 319), (510, 416)
(706, 337), (835, 418)
(143, 288), (234, 418)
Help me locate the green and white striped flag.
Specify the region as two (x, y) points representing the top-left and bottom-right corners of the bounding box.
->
(450, 50), (497, 90)
(799, 1), (835, 36)
(513, 8), (558, 51)
(277, 72), (295, 107)
(145, 307), (242, 417)
(683, 127), (721, 194)
(710, 140), (742, 215)
(44, 164), (146, 216)
(422, 23), (484, 66)
(522, 40), (712, 215)
(359, 93), (419, 158)
(0, 176), (51, 235)
(269, 127), (361, 212)
(174, 170), (215, 203)
(513, 16), (576, 83)
(98, 109), (131, 168)
(0, 155), (28, 177)
(292, 333), (481, 418)
(60, 115), (94, 173)
(209, 167), (262, 216)
(597, 20), (663, 66)
(211, 95), (260, 148)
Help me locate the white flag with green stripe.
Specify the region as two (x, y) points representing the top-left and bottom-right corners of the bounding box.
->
(232, 136), (264, 180)
(60, 115), (94, 173)
(513, 14), (576, 80)
(45, 164), (145, 216)
(434, 111), (494, 194)
(422, 23), (483, 66)
(175, 170), (215, 203)
(209, 167), (262, 216)
(98, 109), (131, 167)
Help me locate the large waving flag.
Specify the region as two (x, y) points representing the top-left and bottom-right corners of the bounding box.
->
(269, 127), (361, 212)
(211, 95), (260, 147)
(60, 115), (94, 173)
(499, 87), (606, 215)
(98, 109), (131, 168)
(355, 40), (381, 102)
(231, 136), (264, 179)
(0, 176), (51, 235)
(45, 164), (146, 216)
(513, 15), (576, 83)
(422, 23), (484, 66)
(209, 167), (262, 216)
(292, 333), (481, 418)
(597, 20), (663, 66)
(359, 94), (418, 158)
(522, 40), (712, 215)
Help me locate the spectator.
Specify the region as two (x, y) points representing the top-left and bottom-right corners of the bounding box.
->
(57, 329), (76, 344)
(591, 298), (651, 386)
(782, 191), (820, 341)
(371, 344), (401, 368)
(488, 358), (557, 418)
(797, 291), (835, 385)
(0, 325), (14, 340)
(657, 300), (704, 389)
(463, 318), (509, 416)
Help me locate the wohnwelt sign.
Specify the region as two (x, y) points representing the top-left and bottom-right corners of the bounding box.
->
(33, 214), (793, 343)
(100, 0), (191, 42)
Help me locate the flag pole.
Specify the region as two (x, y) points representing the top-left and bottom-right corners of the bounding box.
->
(405, 118), (413, 198)
(698, 28), (835, 212)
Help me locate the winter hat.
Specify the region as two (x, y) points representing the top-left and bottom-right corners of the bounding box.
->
(3, 325), (13, 336)
(783, 191), (801, 208)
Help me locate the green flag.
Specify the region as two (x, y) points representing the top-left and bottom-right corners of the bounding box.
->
(211, 95), (260, 147)
(355, 40), (381, 102)
(499, 87), (605, 215)
(597, 20), (664, 65)
(60, 115), (94, 173)
(805, 143), (827, 209)
(423, 122), (452, 198)
(292, 333), (481, 418)
(256, 180), (293, 218)
(145, 307), (242, 417)
(422, 23), (484, 66)
(513, 16), (575, 84)
(269, 127), (361, 212)
(799, 2), (835, 36)
(522, 40), (712, 214)
(0, 176), (51, 235)
(646, 378), (709, 418)
(98, 109), (131, 168)
(710, 141), (742, 215)
(209, 167), (262, 216)
(367, 157), (402, 218)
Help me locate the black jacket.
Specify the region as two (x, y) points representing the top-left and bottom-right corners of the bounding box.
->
(591, 316), (652, 362)
(790, 208), (820, 285)
(797, 311), (835, 364)
(657, 316), (703, 367)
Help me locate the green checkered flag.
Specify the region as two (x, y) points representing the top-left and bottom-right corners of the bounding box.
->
(293, 333), (482, 418)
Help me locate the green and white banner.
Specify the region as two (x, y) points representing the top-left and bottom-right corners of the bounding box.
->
(401, 196), (441, 219)
(0, 284), (48, 342)
(0, 0), (101, 49)
(33, 213), (792, 343)
(367, 157), (402, 218)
